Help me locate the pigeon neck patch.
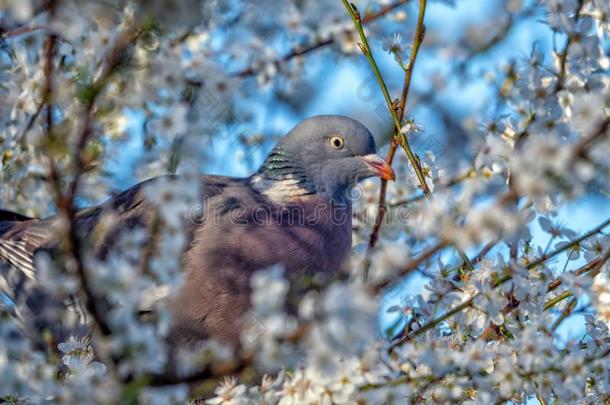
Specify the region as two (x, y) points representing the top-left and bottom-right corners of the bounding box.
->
(251, 145), (317, 203)
(249, 174), (316, 204)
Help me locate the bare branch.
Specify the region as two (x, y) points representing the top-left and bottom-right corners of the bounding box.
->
(234, 0), (413, 78)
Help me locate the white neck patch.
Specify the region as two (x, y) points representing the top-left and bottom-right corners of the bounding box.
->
(250, 174), (315, 204)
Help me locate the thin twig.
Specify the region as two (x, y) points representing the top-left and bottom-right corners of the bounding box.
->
(341, 0), (402, 131)
(340, 0), (429, 189)
(396, 0), (426, 123)
(234, 0), (412, 78)
(343, 0), (476, 278)
(40, 18), (141, 337)
(480, 256), (603, 340)
(367, 347), (610, 395)
(363, 142), (398, 261)
(526, 217), (610, 270)
(370, 241), (448, 294)
(550, 296), (577, 329)
(455, 5), (536, 74)
(66, 24), (140, 204)
(546, 257), (601, 291)
(472, 240), (499, 263)
(387, 168), (480, 208)
(65, 25), (141, 335)
(0, 3), (50, 40)
(341, 0), (440, 279)
(0, 24), (46, 40)
(18, 100), (45, 149)
(544, 290), (574, 312)
(571, 117), (609, 160)
(34, 0), (113, 336)
(554, 1), (584, 92)
(544, 246), (610, 312)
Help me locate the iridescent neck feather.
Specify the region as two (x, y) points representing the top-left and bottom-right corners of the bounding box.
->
(250, 146), (317, 203)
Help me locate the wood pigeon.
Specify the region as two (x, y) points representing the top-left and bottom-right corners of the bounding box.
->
(0, 115), (394, 347)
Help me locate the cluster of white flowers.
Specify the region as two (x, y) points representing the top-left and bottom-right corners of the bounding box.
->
(0, 0), (609, 403)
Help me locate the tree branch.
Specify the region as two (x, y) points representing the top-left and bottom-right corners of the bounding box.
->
(234, 0), (412, 78)
(370, 240), (448, 294)
(342, 0), (477, 279)
(341, 0), (446, 280)
(40, 18), (141, 337)
(554, 1), (584, 92)
(392, 217), (610, 348)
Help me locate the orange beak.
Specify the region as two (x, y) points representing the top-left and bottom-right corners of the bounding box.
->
(358, 154), (396, 181)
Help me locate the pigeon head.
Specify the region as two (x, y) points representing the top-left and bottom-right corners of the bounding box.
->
(251, 115), (395, 202)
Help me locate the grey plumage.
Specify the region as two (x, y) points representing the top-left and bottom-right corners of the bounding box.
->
(0, 115), (394, 347)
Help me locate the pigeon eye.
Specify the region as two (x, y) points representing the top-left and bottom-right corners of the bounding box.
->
(329, 135), (345, 150)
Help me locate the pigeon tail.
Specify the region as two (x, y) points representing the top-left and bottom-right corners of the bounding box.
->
(0, 239), (36, 280)
(0, 211), (41, 280)
(0, 212), (39, 318)
(0, 211), (88, 346)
